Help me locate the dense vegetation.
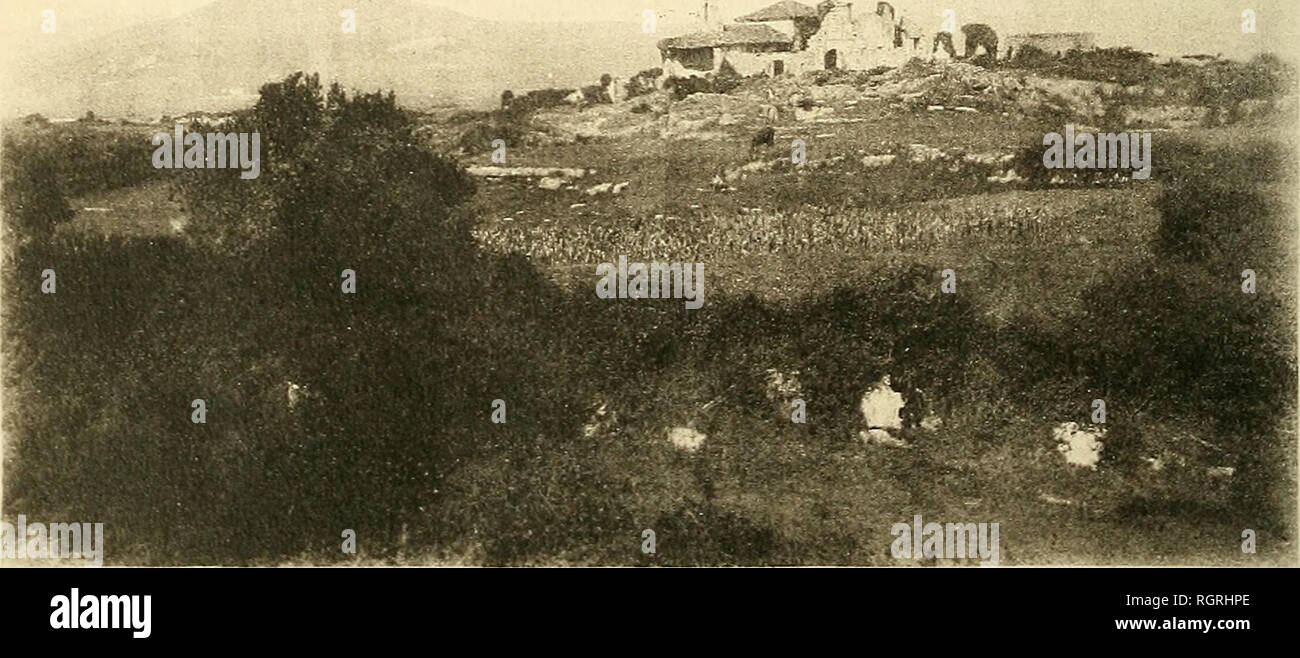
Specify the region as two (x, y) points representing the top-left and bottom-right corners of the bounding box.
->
(3, 67), (1295, 564)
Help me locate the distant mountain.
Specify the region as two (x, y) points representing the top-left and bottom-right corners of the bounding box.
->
(4, 0), (664, 118)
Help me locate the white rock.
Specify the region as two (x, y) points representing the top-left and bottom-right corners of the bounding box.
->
(612, 182), (631, 194)
(285, 381), (307, 411)
(907, 143), (946, 162)
(962, 152), (1003, 166)
(537, 176), (565, 190)
(794, 106), (834, 122)
(859, 428), (911, 448)
(987, 169), (1024, 184)
(467, 166), (587, 179)
(862, 154), (898, 168)
(1039, 492), (1074, 505)
(668, 426), (706, 453)
(860, 375), (905, 431)
(585, 183), (613, 196)
(1053, 422), (1105, 470)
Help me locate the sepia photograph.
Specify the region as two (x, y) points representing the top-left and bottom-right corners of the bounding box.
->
(1, 0), (1297, 596)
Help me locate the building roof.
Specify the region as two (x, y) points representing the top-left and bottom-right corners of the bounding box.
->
(658, 23), (794, 51)
(735, 0), (819, 22)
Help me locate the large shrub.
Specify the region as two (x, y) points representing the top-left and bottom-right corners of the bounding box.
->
(3, 72), (581, 563)
(1194, 54), (1297, 124)
(624, 67), (663, 100)
(1, 136), (75, 238)
(1064, 139), (1296, 527)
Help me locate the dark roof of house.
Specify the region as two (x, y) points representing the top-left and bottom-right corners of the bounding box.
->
(735, 0), (819, 22)
(658, 23), (794, 51)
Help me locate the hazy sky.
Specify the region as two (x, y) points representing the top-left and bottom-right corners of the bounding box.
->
(1, 0), (1295, 59)
(421, 0), (1296, 58)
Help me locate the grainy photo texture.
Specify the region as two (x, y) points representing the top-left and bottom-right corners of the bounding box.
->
(1, 0), (1297, 566)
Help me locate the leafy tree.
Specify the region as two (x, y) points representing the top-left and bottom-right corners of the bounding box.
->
(1, 136), (75, 239)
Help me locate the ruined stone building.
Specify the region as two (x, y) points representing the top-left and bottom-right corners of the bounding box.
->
(658, 23), (797, 77)
(658, 0), (927, 78)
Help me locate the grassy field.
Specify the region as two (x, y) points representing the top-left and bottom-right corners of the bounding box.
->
(5, 77), (1296, 565)
(448, 109), (1294, 564)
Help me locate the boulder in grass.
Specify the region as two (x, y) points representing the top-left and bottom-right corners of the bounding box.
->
(860, 375), (905, 431)
(1053, 421), (1105, 470)
(861, 154), (897, 168)
(668, 426), (706, 453)
(858, 375), (910, 448)
(860, 428), (912, 448)
(907, 143), (946, 162)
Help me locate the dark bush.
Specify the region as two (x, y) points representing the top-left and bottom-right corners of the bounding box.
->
(1152, 139), (1294, 265)
(1067, 145), (1296, 525)
(1, 135), (75, 238)
(1, 122), (161, 206)
(1007, 44), (1055, 69)
(508, 88), (577, 115)
(663, 69), (749, 100)
(456, 119), (527, 155)
(2, 72), (581, 563)
(624, 67), (663, 100)
(1154, 179), (1291, 264)
(713, 60), (744, 94)
(664, 75), (713, 100)
(1194, 54), (1298, 124)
